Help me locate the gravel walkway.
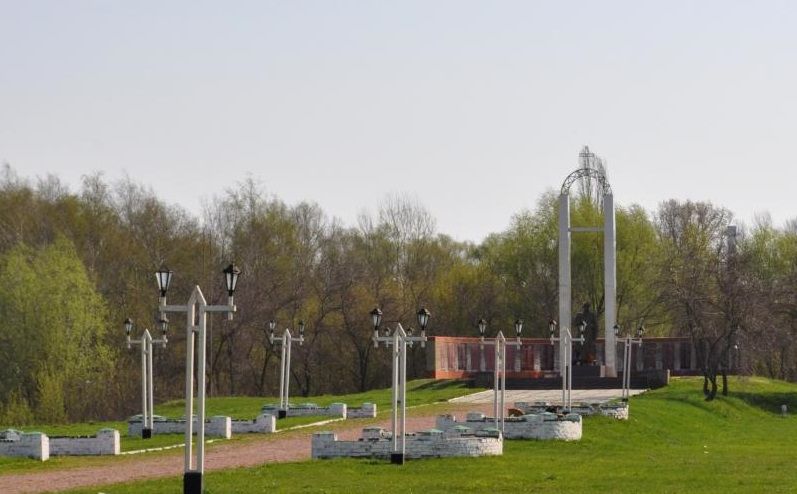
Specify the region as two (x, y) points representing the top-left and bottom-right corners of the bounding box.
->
(0, 403), (491, 494)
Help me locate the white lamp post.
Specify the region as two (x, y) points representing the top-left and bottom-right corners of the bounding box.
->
(478, 318), (523, 433)
(549, 319), (585, 412)
(125, 317), (169, 439)
(615, 324), (644, 401)
(372, 307), (429, 465)
(156, 263), (240, 494)
(268, 319), (305, 418)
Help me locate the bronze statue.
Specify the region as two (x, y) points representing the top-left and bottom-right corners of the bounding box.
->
(573, 302), (598, 364)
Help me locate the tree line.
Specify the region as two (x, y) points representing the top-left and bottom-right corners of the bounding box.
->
(0, 164), (795, 423)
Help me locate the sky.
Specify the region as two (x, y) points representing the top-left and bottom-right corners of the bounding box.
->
(1, 1), (796, 242)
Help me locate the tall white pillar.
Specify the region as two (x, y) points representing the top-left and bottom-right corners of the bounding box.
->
(603, 193), (617, 377)
(558, 193), (571, 374)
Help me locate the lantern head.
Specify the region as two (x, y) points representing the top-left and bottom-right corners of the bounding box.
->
(416, 308), (431, 331)
(155, 266), (173, 298)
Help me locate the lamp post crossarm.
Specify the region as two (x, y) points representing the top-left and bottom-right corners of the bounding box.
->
(404, 334), (427, 348)
(480, 332), (522, 347)
(270, 329), (304, 346)
(204, 304), (236, 313)
(160, 304), (190, 313)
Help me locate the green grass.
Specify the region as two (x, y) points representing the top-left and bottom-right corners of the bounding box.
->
(65, 376), (797, 494)
(154, 378), (476, 419)
(0, 379), (476, 475)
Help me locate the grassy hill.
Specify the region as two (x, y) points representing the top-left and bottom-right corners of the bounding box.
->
(65, 376), (797, 493)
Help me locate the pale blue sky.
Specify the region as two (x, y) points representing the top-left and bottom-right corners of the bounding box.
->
(1, 1), (795, 241)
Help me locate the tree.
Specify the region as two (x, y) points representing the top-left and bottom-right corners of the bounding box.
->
(0, 237), (114, 422)
(655, 200), (737, 400)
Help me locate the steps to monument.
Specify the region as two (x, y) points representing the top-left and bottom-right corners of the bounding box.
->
(504, 375), (652, 390)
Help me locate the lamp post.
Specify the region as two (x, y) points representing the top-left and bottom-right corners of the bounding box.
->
(615, 324), (644, 401)
(156, 263), (240, 494)
(548, 319), (585, 411)
(478, 318), (523, 433)
(125, 316), (169, 439)
(372, 307), (429, 465)
(268, 319), (305, 419)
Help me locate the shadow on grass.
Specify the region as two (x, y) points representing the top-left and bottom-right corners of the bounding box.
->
(733, 391), (797, 415)
(410, 379), (471, 391)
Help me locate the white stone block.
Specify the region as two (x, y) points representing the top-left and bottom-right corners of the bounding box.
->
(0, 431), (49, 461)
(312, 427), (503, 459)
(232, 413), (277, 434)
(128, 416), (232, 438)
(49, 429), (120, 456)
(347, 402), (377, 419)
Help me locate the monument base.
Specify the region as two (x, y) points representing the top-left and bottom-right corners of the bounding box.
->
(184, 471), (203, 494)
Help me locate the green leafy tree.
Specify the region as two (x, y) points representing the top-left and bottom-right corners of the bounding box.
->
(0, 237), (114, 423)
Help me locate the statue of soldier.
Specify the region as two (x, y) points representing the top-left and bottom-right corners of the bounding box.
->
(573, 302), (598, 364)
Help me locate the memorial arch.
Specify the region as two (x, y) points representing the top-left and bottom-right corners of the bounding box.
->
(558, 164), (617, 377)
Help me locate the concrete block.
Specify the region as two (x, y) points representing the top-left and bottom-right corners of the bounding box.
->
(0, 431), (49, 461)
(312, 427), (502, 460)
(347, 402), (377, 419)
(436, 412), (582, 441)
(50, 429), (120, 456)
(231, 413), (277, 434)
(128, 416), (232, 438)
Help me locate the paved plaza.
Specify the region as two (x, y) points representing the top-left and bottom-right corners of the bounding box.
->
(449, 388), (647, 405)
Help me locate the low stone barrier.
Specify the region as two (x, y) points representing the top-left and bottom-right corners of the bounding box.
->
(312, 426), (503, 460)
(49, 429), (120, 456)
(128, 415), (232, 438)
(0, 430), (49, 461)
(231, 414), (277, 434)
(437, 412), (582, 441)
(515, 401), (629, 420)
(346, 403), (377, 419)
(261, 402), (347, 419)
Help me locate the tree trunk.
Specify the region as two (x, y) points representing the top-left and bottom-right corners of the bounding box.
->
(705, 373), (718, 401)
(721, 370), (728, 396)
(357, 345), (369, 392)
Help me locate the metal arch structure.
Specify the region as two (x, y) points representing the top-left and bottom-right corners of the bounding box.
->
(560, 167), (612, 196)
(557, 160), (618, 379)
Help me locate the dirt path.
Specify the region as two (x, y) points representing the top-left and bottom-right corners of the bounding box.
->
(1, 403), (490, 494)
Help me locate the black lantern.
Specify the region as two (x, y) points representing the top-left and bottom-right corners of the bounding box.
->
(298, 320), (305, 337)
(124, 318), (134, 336)
(268, 319), (276, 333)
(477, 318), (487, 337)
(416, 308), (431, 331)
(548, 319), (557, 338)
(223, 263), (241, 297)
(613, 324), (621, 337)
(159, 315), (169, 336)
(514, 318), (524, 337)
(155, 265), (173, 298)
(636, 324), (645, 338)
(370, 308), (383, 331)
